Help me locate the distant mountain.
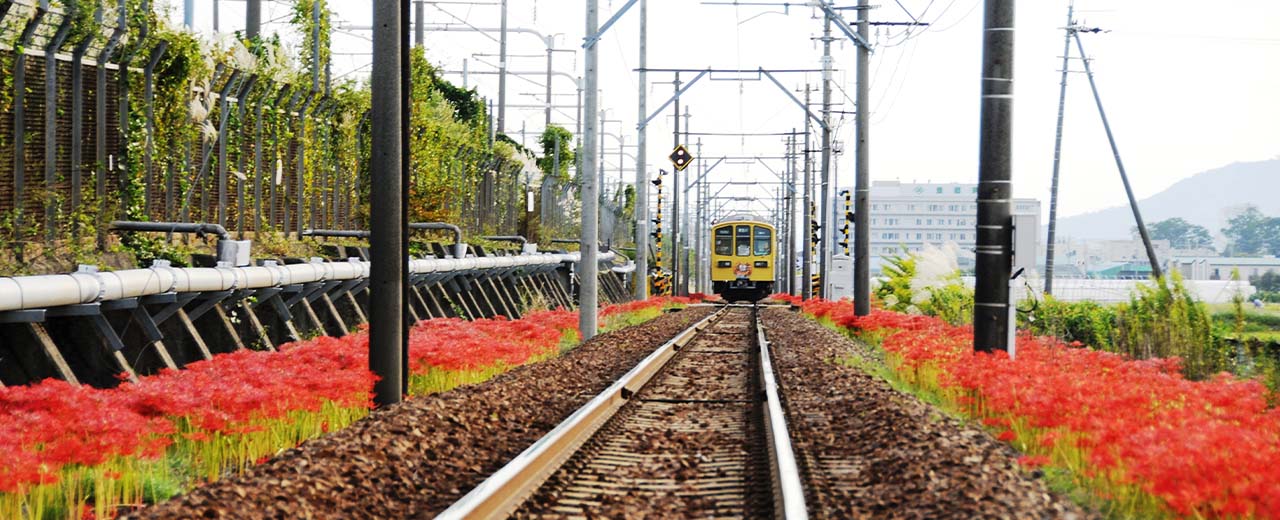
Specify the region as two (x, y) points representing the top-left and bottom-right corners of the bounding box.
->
(1055, 159), (1280, 242)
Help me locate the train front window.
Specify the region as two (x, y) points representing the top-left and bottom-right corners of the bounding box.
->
(754, 226), (772, 256)
(735, 225), (751, 256)
(714, 227), (732, 255)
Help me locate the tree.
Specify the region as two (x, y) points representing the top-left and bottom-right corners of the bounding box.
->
(1137, 218), (1214, 251)
(1253, 270), (1280, 293)
(1222, 206), (1280, 256)
(537, 125), (576, 182)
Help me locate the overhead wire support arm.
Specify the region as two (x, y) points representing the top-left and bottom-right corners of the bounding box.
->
(811, 1), (874, 51)
(583, 0), (640, 49)
(761, 69), (828, 131)
(639, 69), (711, 130)
(686, 157), (727, 188)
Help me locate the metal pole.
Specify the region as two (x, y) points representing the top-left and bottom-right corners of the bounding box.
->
(819, 12), (833, 299)
(974, 0), (1015, 353)
(801, 87), (813, 299)
(497, 0), (509, 135)
(184, 0), (193, 28)
(853, 0), (871, 316)
(370, 0), (407, 406)
(246, 0), (261, 39)
(672, 74), (681, 294)
(634, 0), (649, 300)
(1074, 33), (1162, 279)
(1044, 1), (1073, 295)
(213, 0), (219, 32)
(580, 0), (601, 338)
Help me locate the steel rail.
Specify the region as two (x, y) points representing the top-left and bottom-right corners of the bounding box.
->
(758, 308), (810, 519)
(437, 304), (811, 519)
(435, 306), (729, 520)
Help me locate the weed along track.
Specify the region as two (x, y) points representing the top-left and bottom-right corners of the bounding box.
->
(440, 305), (808, 519)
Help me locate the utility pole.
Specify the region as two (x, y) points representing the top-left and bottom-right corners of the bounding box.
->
(802, 85), (814, 299)
(246, 0), (261, 40)
(819, 12), (834, 299)
(786, 131), (797, 294)
(672, 74), (682, 294)
(497, 0), (509, 136)
(680, 110), (692, 296)
(634, 0), (649, 300)
(853, 0), (871, 316)
(415, 0), (425, 47)
(694, 139), (703, 294)
(184, 0), (193, 28)
(370, 0), (408, 406)
(974, 0), (1015, 353)
(1074, 31), (1162, 279)
(1044, 0), (1074, 295)
(213, 0), (220, 32)
(544, 38), (554, 127)
(580, 0), (601, 338)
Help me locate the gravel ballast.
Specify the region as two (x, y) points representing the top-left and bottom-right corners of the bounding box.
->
(136, 306), (715, 519)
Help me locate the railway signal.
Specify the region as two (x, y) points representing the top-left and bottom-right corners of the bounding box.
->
(669, 144), (694, 172)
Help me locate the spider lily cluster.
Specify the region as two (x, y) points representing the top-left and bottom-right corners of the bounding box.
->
(0, 296), (697, 518)
(774, 294), (1280, 519)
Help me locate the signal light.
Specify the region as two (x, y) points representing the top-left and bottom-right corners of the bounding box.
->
(651, 178), (662, 187)
(845, 211), (854, 222)
(650, 231), (662, 239)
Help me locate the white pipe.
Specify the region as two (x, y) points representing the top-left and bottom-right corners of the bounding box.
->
(0, 252), (610, 313)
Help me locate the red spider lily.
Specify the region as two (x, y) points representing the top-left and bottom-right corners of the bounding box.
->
(794, 297), (1280, 519)
(0, 295), (683, 511)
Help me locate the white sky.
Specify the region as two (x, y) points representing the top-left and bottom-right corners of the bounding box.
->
(170, 0), (1280, 219)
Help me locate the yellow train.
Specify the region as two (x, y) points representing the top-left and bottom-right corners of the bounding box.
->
(710, 217), (776, 302)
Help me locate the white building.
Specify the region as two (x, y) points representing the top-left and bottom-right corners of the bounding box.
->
(829, 181), (1041, 274)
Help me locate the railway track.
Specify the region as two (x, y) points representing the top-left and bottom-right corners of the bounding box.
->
(437, 304), (807, 519)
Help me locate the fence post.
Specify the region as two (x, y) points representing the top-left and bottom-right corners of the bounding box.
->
(44, 10), (72, 242)
(295, 91), (316, 238)
(252, 81), (270, 235)
(233, 74), (257, 237)
(12, 4), (47, 250)
(95, 0), (126, 250)
(143, 41), (168, 221)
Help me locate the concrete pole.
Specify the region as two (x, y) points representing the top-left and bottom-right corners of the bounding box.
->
(854, 0), (872, 316)
(974, 0), (1016, 353)
(802, 87), (813, 299)
(497, 0), (509, 135)
(1044, 1), (1074, 295)
(213, 0), (219, 32)
(370, 0), (407, 406)
(415, 0), (425, 47)
(246, 0), (261, 39)
(694, 139), (703, 293)
(184, 0), (193, 28)
(819, 12), (834, 299)
(580, 0), (601, 338)
(634, 0), (648, 300)
(672, 74), (682, 293)
(544, 40), (554, 127)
